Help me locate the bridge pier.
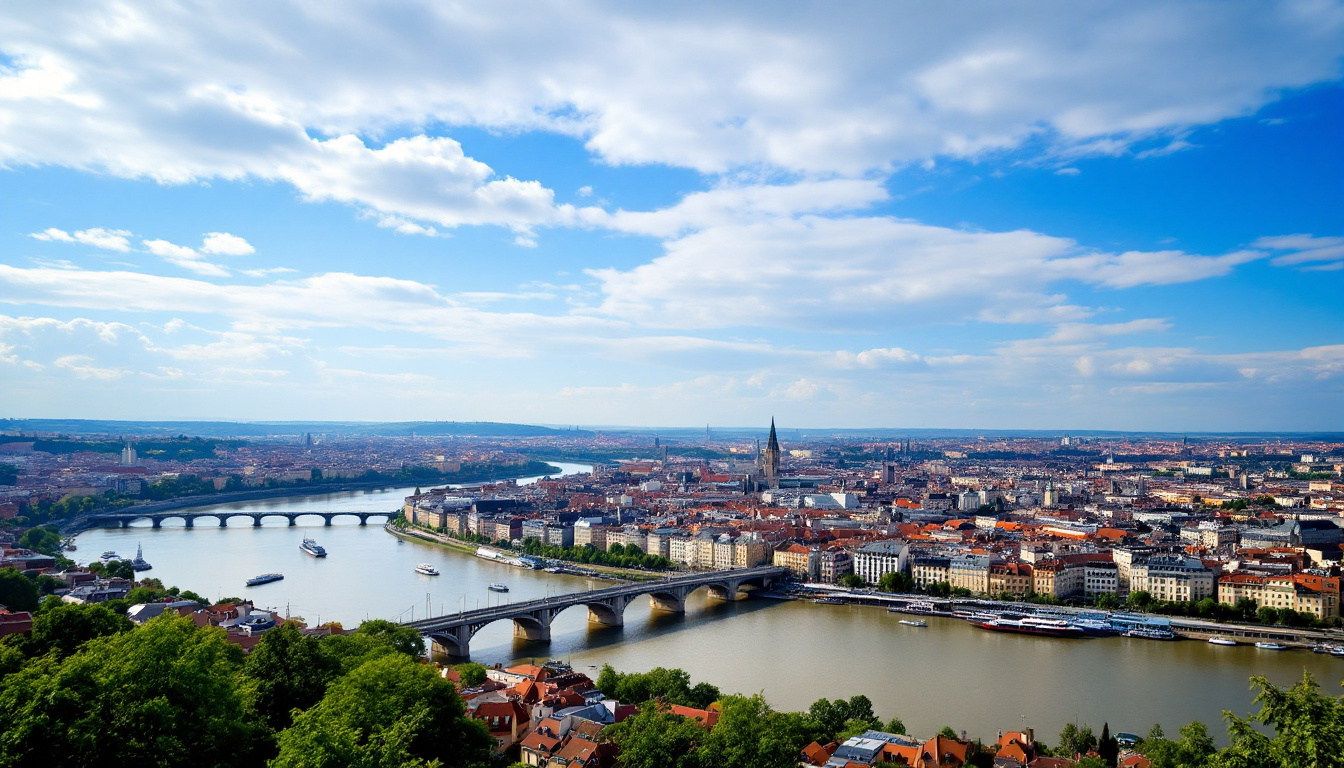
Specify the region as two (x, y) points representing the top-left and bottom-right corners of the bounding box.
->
(707, 583), (743, 601)
(358, 514), (369, 526)
(151, 518), (162, 530)
(513, 618), (552, 643)
(586, 599), (627, 627)
(288, 517), (297, 526)
(219, 516), (229, 527)
(252, 516), (263, 528)
(430, 626), (473, 658)
(184, 517), (194, 529)
(649, 592), (687, 614)
(322, 515), (334, 527)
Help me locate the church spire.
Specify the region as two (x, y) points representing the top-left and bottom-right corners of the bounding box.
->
(767, 418), (779, 453)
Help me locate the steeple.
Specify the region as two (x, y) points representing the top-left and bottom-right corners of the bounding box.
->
(761, 418), (781, 489)
(767, 418), (779, 453)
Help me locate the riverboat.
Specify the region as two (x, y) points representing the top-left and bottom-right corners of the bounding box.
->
(99, 550), (120, 564)
(1072, 618), (1121, 637)
(130, 543), (152, 571)
(1208, 637), (1238, 646)
(899, 619), (928, 627)
(978, 617), (1086, 639)
(1126, 627), (1177, 640)
(905, 600), (937, 614)
(414, 563), (440, 576)
(1332, 647), (1344, 657)
(300, 537), (327, 557)
(814, 597), (847, 605)
(1255, 642), (1288, 651)
(246, 573), (285, 587)
(488, 583), (509, 592)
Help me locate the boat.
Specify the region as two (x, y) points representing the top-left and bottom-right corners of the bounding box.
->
(488, 583), (509, 592)
(978, 617), (1086, 639)
(899, 619), (928, 627)
(1331, 647), (1344, 658)
(1256, 642), (1288, 651)
(1072, 618), (1122, 637)
(300, 537), (327, 557)
(813, 597), (847, 605)
(905, 600), (937, 614)
(246, 573), (285, 587)
(414, 563), (440, 576)
(1208, 637), (1237, 646)
(130, 543), (152, 571)
(99, 550), (120, 564)
(1126, 627), (1177, 640)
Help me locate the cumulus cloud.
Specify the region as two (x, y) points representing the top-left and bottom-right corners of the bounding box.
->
(200, 232), (255, 256)
(0, 1), (1338, 227)
(142, 238), (230, 277)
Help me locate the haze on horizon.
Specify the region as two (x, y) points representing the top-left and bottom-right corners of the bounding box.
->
(0, 2), (1341, 431)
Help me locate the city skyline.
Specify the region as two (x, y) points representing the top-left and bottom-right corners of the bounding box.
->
(1, 3), (1342, 429)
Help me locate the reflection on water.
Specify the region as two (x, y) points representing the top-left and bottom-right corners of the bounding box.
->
(72, 464), (1344, 744)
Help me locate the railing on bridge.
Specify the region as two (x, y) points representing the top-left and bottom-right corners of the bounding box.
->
(405, 566), (788, 657)
(87, 509), (394, 528)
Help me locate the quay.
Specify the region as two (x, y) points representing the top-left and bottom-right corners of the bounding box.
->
(403, 566), (788, 657)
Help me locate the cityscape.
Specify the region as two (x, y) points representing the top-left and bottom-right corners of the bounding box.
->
(2, 2), (1343, 768)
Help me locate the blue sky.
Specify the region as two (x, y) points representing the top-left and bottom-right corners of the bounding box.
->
(0, 2), (1341, 430)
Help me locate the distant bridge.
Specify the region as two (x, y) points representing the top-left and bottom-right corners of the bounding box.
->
(404, 565), (788, 657)
(85, 509), (392, 529)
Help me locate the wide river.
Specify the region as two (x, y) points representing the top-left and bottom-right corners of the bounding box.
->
(73, 464), (1343, 744)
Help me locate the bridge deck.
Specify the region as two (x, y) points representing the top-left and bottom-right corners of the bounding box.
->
(405, 566), (787, 632)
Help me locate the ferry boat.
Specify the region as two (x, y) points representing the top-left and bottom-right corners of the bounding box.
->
(99, 550), (121, 564)
(1126, 627), (1177, 641)
(905, 600), (937, 614)
(1331, 647), (1344, 658)
(300, 538), (327, 557)
(1071, 618), (1122, 637)
(1255, 642), (1288, 651)
(130, 543), (152, 571)
(488, 583), (509, 592)
(899, 619), (928, 627)
(978, 617), (1086, 639)
(814, 597), (847, 605)
(414, 563), (440, 576)
(246, 573), (285, 587)
(1208, 637), (1238, 646)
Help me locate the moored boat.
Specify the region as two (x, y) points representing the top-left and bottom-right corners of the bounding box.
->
(1331, 647), (1344, 657)
(300, 537), (327, 557)
(130, 542), (152, 571)
(246, 573), (285, 587)
(488, 583), (509, 592)
(1255, 642), (1288, 651)
(414, 563), (440, 576)
(1126, 627), (1177, 640)
(978, 617), (1086, 638)
(99, 550), (120, 564)
(814, 597), (846, 605)
(1208, 637), (1237, 646)
(899, 619), (928, 627)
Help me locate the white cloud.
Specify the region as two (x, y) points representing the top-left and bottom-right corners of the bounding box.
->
(200, 232), (255, 256)
(0, 1), (1337, 227)
(30, 227), (132, 251)
(1252, 234), (1344, 266)
(142, 238), (229, 277)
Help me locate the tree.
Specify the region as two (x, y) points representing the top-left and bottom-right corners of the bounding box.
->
(354, 618), (426, 658)
(1256, 606), (1280, 625)
(1233, 597), (1258, 622)
(241, 622), (340, 734)
(0, 612), (252, 768)
(1098, 723), (1119, 767)
(840, 573), (865, 589)
(20, 601), (131, 659)
(926, 581), (952, 598)
(1139, 721), (1215, 768)
(1096, 593), (1120, 611)
(273, 652), (492, 768)
(17, 525), (62, 556)
(878, 572), (914, 593)
(604, 701), (706, 768)
(698, 694), (811, 768)
(1127, 591), (1153, 610)
(0, 568), (39, 613)
(885, 716), (906, 735)
(595, 665), (719, 708)
(104, 559), (135, 580)
(808, 695), (879, 740)
(1219, 671), (1344, 768)
(1056, 723), (1097, 758)
(453, 662), (488, 688)
(939, 726), (959, 740)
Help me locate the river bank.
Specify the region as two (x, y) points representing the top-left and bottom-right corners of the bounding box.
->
(384, 522), (665, 583)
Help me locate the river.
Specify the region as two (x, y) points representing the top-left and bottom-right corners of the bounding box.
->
(72, 464), (1344, 744)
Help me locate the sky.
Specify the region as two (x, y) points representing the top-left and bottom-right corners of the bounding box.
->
(0, 1), (1341, 431)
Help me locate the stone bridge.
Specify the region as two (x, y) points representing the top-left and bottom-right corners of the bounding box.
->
(85, 510), (392, 529)
(403, 565), (788, 657)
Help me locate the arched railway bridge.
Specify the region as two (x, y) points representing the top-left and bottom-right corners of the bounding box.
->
(84, 510), (392, 529)
(403, 565), (788, 657)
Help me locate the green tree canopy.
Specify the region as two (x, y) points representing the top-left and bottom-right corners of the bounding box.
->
(1218, 671), (1344, 768)
(19, 601), (131, 659)
(595, 664), (720, 708)
(453, 662), (489, 687)
(697, 694), (814, 768)
(0, 612), (251, 768)
(272, 652), (491, 768)
(0, 568), (39, 612)
(604, 701), (706, 768)
(241, 621), (341, 734)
